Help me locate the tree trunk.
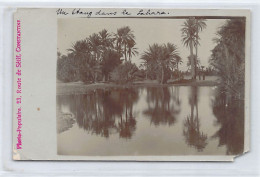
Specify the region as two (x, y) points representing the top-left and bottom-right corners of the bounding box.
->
(189, 40), (195, 80)
(177, 63), (179, 79)
(94, 52), (98, 83)
(191, 100), (194, 121)
(77, 62), (80, 81)
(195, 21), (199, 80)
(94, 73), (97, 83)
(196, 98), (199, 132)
(124, 43), (127, 62)
(161, 66), (164, 84)
(125, 104), (128, 120)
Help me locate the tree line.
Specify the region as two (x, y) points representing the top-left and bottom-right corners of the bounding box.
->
(57, 18), (245, 93)
(57, 26), (139, 84)
(57, 24), (186, 84)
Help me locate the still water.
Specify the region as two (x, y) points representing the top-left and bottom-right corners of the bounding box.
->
(57, 86), (244, 156)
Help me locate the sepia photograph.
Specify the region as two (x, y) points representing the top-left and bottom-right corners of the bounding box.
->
(56, 16), (246, 156)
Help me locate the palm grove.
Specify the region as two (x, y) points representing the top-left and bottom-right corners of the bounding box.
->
(57, 18), (245, 100)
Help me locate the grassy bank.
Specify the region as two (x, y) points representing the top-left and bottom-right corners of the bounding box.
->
(57, 76), (220, 95)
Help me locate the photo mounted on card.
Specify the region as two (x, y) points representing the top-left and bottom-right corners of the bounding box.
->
(13, 8), (250, 161)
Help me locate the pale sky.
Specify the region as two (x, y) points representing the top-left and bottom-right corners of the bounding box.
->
(58, 18), (226, 71)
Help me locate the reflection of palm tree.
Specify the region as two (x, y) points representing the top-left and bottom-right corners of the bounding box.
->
(175, 87), (181, 106)
(183, 86), (208, 151)
(117, 113), (136, 139)
(116, 88), (138, 138)
(211, 88), (244, 155)
(183, 115), (208, 151)
(170, 87), (181, 113)
(57, 88), (139, 139)
(144, 87), (180, 126)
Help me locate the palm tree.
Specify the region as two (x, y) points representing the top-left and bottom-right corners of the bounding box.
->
(98, 29), (114, 50)
(67, 40), (91, 80)
(141, 43), (181, 84)
(68, 40), (90, 61)
(114, 26), (136, 62)
(194, 19), (207, 78)
(127, 40), (138, 62)
(210, 19), (245, 101)
(141, 43), (162, 82)
(181, 18), (197, 80)
(187, 55), (200, 69)
(160, 43), (181, 83)
(87, 33), (102, 82)
(87, 33), (102, 62)
(101, 49), (121, 81)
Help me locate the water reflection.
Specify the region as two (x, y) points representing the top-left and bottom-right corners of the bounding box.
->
(57, 88), (138, 138)
(183, 86), (208, 151)
(57, 86), (244, 155)
(211, 89), (244, 155)
(143, 87), (180, 126)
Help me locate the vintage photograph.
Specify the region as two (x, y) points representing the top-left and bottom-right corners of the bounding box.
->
(56, 17), (246, 156)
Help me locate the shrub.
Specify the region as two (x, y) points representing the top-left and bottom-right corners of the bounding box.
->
(110, 62), (138, 84)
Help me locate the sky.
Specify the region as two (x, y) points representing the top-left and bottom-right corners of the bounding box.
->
(58, 18), (226, 71)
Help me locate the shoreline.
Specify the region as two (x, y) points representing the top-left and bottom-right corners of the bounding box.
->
(57, 79), (220, 95)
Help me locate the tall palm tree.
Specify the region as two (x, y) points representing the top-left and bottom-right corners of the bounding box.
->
(67, 40), (91, 80)
(160, 43), (181, 83)
(127, 40), (138, 62)
(68, 40), (90, 61)
(141, 43), (162, 81)
(194, 19), (207, 78)
(141, 43), (181, 84)
(87, 33), (102, 61)
(98, 29), (114, 50)
(181, 18), (197, 80)
(210, 19), (245, 101)
(114, 26), (136, 62)
(87, 33), (102, 82)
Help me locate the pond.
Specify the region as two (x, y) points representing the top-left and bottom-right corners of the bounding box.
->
(57, 86), (244, 156)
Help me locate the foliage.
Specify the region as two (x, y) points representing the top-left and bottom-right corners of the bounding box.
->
(144, 87), (179, 126)
(181, 18), (207, 79)
(57, 27), (138, 83)
(211, 88), (244, 154)
(141, 43), (181, 84)
(101, 49), (122, 81)
(210, 19), (245, 100)
(57, 55), (77, 82)
(110, 62), (139, 84)
(114, 26), (137, 62)
(58, 89), (139, 138)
